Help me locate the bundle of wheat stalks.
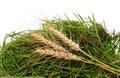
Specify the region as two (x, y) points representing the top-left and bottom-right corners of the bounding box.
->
(0, 15), (120, 77)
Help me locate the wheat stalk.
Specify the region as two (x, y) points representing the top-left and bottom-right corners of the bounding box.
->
(48, 27), (120, 74)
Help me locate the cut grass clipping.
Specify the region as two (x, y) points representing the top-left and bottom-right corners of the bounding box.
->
(0, 14), (120, 77)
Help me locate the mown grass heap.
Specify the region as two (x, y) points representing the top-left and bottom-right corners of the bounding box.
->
(0, 14), (120, 77)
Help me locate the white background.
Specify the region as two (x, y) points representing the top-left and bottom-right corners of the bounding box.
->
(0, 0), (120, 45)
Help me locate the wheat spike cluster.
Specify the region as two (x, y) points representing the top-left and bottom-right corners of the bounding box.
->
(30, 27), (120, 75)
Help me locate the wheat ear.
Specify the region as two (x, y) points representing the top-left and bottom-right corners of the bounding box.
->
(34, 49), (80, 60)
(48, 27), (120, 74)
(34, 49), (93, 63)
(31, 33), (67, 52)
(49, 27), (80, 51)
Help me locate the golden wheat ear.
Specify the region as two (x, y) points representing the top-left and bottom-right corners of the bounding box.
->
(34, 49), (94, 64)
(30, 33), (67, 52)
(49, 27), (80, 51)
(34, 49), (81, 61)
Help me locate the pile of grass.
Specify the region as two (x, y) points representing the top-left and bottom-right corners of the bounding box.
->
(0, 14), (120, 77)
